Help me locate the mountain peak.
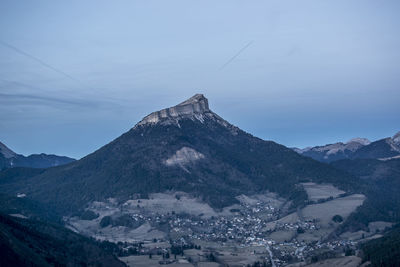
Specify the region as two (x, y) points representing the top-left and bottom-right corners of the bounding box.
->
(0, 141), (17, 159)
(137, 94), (211, 126)
(392, 131), (400, 144)
(346, 138), (371, 146)
(178, 93), (208, 107)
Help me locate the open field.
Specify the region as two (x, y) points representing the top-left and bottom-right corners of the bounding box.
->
(286, 256), (362, 267)
(301, 182), (345, 201)
(274, 194), (365, 226)
(302, 194), (365, 226)
(368, 221), (393, 233)
(265, 194), (365, 243)
(120, 255), (194, 267)
(236, 192), (286, 208)
(124, 192), (219, 218)
(120, 251), (224, 267)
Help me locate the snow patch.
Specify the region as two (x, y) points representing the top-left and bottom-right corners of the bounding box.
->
(164, 147), (205, 167)
(386, 137), (400, 153)
(378, 155), (400, 161)
(393, 131), (400, 144)
(9, 214), (28, 219)
(346, 138), (371, 146)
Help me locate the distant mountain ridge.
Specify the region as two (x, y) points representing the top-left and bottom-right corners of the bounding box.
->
(0, 142), (75, 170)
(294, 132), (400, 163)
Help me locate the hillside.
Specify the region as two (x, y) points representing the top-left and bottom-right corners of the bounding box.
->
(332, 158), (400, 230)
(0, 213), (125, 266)
(361, 224), (400, 266)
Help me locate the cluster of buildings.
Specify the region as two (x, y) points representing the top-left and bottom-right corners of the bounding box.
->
(115, 197), (358, 266)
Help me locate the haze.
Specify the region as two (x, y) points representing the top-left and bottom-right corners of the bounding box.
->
(0, 0), (399, 159)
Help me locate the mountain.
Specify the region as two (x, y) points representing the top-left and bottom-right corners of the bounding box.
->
(0, 141), (75, 170)
(0, 94), (359, 215)
(294, 132), (400, 163)
(352, 132), (400, 160)
(293, 138), (371, 163)
(291, 131), (400, 232)
(0, 213), (125, 267)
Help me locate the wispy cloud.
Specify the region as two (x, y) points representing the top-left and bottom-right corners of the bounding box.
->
(0, 79), (119, 109)
(0, 40), (92, 91)
(0, 92), (98, 107)
(219, 41), (253, 70)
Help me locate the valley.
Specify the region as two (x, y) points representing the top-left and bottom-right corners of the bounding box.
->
(64, 183), (373, 266)
(2, 0), (400, 265)
(1, 94), (399, 266)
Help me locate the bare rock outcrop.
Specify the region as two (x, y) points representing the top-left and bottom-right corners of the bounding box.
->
(137, 94), (211, 126)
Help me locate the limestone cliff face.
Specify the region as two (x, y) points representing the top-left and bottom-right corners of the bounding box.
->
(137, 94), (211, 126)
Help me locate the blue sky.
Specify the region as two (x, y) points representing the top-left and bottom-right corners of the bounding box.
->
(0, 0), (399, 159)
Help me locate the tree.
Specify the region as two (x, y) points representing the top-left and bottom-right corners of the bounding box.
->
(332, 214), (343, 223)
(345, 248), (355, 256)
(297, 227), (305, 234)
(99, 216), (112, 228)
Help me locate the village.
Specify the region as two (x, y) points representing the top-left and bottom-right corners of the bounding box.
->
(111, 191), (361, 266)
(67, 184), (370, 266)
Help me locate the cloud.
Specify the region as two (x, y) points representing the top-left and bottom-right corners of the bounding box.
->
(0, 79), (120, 110)
(219, 41), (253, 70)
(0, 40), (92, 91)
(0, 92), (97, 107)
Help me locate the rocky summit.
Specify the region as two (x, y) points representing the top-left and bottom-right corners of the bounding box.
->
(138, 94), (211, 126)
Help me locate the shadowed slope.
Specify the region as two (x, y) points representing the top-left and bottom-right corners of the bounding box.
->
(0, 213), (125, 266)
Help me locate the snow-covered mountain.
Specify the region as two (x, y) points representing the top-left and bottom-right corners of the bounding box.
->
(294, 132), (400, 163)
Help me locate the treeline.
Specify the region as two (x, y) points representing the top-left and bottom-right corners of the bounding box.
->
(332, 158), (400, 231)
(362, 224), (400, 266)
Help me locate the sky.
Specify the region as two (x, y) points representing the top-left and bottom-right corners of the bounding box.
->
(0, 0), (399, 159)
